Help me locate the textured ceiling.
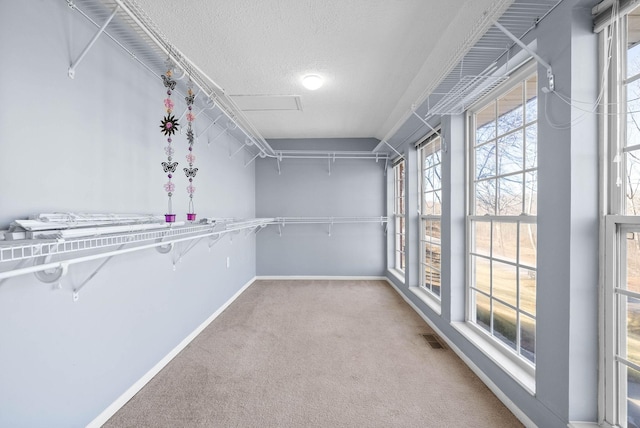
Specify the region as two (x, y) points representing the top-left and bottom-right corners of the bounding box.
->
(135, 0), (506, 140)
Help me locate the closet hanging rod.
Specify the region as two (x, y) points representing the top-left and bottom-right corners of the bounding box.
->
(274, 151), (389, 160)
(274, 217), (388, 225)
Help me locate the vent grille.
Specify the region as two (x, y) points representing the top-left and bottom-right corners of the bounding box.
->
(422, 333), (445, 349)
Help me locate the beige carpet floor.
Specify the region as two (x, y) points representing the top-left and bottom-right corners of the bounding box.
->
(104, 279), (523, 427)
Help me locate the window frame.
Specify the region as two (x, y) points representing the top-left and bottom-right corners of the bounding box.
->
(465, 60), (539, 372)
(418, 132), (443, 300)
(393, 159), (406, 274)
(601, 8), (640, 427)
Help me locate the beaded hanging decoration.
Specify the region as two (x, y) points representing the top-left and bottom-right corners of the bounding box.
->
(160, 63), (179, 223)
(184, 79), (198, 222)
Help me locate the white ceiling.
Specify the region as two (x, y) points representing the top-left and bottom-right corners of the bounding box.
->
(135, 0), (508, 140)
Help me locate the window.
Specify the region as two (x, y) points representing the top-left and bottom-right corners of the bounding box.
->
(467, 64), (538, 365)
(393, 160), (405, 273)
(419, 134), (442, 298)
(602, 7), (640, 427)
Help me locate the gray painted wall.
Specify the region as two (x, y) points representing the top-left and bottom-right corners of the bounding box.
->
(256, 153), (386, 276)
(386, 1), (600, 426)
(0, 2), (256, 426)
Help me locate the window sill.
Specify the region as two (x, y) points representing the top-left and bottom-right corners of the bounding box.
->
(409, 286), (441, 316)
(388, 269), (405, 284)
(451, 321), (536, 395)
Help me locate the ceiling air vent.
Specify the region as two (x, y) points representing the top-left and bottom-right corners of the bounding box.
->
(230, 95), (303, 112)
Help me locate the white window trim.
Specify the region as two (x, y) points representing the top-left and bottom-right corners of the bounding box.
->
(598, 7), (640, 425)
(393, 160), (406, 274)
(464, 60), (539, 380)
(418, 132), (443, 302)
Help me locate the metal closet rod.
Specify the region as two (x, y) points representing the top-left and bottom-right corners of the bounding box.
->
(275, 150), (389, 160)
(274, 216), (388, 224)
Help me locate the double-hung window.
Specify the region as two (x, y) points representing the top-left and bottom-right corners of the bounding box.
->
(419, 133), (442, 298)
(600, 5), (640, 426)
(467, 63), (538, 365)
(393, 160), (406, 273)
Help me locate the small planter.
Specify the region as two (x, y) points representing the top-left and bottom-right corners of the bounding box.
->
(165, 214), (176, 223)
(186, 213), (197, 222)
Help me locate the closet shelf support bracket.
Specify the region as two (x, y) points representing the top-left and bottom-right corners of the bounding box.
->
(494, 22), (554, 91)
(68, 5), (120, 79)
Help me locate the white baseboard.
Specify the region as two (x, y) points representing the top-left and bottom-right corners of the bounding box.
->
(567, 423), (601, 428)
(384, 278), (538, 428)
(87, 276), (257, 428)
(255, 275), (387, 281)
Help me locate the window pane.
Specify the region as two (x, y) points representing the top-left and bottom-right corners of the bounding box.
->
(497, 83), (524, 135)
(525, 171), (538, 216)
(628, 234), (640, 294)
(476, 142), (496, 179)
(525, 75), (538, 124)
(627, 79), (640, 148)
(473, 256), (491, 294)
(425, 244), (441, 296)
(626, 150), (640, 216)
(475, 179), (496, 215)
(424, 166), (434, 192)
(498, 132), (523, 175)
(493, 261), (517, 308)
(520, 268), (536, 317)
(498, 174), (523, 215)
(424, 191), (434, 216)
(475, 291), (491, 332)
(425, 220), (441, 241)
(627, 296), (640, 367)
(519, 223), (537, 267)
(520, 314), (536, 363)
(626, 365), (640, 428)
(476, 102), (496, 145)
(525, 125), (537, 169)
(472, 221), (491, 256)
(493, 301), (517, 350)
(433, 190), (442, 215)
(628, 38), (640, 78)
(432, 164), (442, 191)
(492, 222), (517, 262)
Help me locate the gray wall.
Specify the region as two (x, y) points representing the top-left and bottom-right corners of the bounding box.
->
(256, 150), (386, 276)
(386, 0), (600, 426)
(0, 2), (256, 426)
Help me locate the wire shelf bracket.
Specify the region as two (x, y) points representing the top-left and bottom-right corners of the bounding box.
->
(68, 4), (120, 78)
(0, 218), (275, 300)
(493, 22), (554, 91)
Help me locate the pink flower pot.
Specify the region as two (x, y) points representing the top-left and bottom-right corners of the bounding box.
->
(165, 214), (176, 223)
(187, 213), (197, 222)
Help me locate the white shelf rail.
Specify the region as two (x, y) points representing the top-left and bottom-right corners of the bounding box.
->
(270, 216), (388, 237)
(0, 218), (274, 283)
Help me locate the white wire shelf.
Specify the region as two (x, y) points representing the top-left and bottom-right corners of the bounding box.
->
(274, 216), (388, 225)
(0, 218), (274, 281)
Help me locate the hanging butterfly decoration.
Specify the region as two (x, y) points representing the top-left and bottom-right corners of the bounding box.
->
(161, 161), (178, 173)
(184, 167), (198, 178)
(161, 61), (179, 223)
(162, 74), (177, 90)
(185, 79), (198, 222)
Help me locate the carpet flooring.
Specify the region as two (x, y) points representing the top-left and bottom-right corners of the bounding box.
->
(104, 279), (524, 427)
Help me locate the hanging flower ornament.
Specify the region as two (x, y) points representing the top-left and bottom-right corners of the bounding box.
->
(184, 79), (198, 222)
(161, 62), (179, 223)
